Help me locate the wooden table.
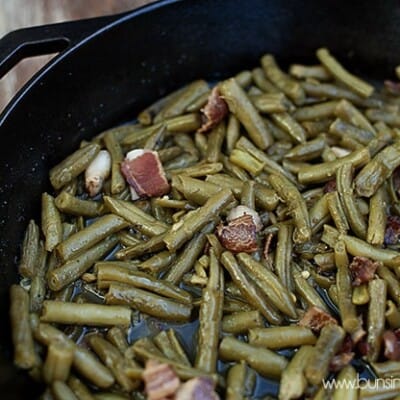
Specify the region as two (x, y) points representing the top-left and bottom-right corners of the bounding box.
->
(0, 0), (154, 112)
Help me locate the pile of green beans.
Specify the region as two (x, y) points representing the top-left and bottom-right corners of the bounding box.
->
(10, 47), (400, 400)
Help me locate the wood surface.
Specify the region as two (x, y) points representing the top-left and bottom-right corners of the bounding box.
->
(0, 0), (154, 111)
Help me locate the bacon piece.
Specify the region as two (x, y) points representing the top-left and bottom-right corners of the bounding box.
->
(121, 149), (170, 198)
(143, 360), (180, 400)
(175, 377), (219, 400)
(385, 215), (400, 245)
(349, 256), (379, 286)
(298, 306), (338, 333)
(217, 214), (258, 253)
(198, 87), (228, 133)
(357, 339), (370, 357)
(226, 205), (263, 232)
(383, 330), (400, 361)
(323, 179), (337, 193)
(329, 352), (355, 372)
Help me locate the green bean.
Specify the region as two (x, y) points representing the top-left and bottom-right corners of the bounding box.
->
(105, 283), (192, 322)
(132, 337), (220, 384)
(30, 241), (47, 312)
(335, 99), (376, 133)
(352, 284), (370, 305)
(154, 329), (190, 366)
(87, 334), (141, 392)
(43, 340), (74, 384)
(386, 300), (400, 329)
(336, 163), (367, 239)
(355, 141), (400, 197)
(249, 326), (316, 350)
(103, 130), (126, 194)
(302, 81), (382, 108)
(371, 360), (400, 379)
(222, 310), (264, 334)
(50, 143), (101, 190)
(240, 181), (256, 210)
(221, 251), (282, 324)
(326, 191), (350, 234)
(226, 114), (241, 155)
(10, 284), (38, 369)
(279, 345), (314, 400)
(219, 78), (273, 150)
(173, 132), (199, 159)
(332, 365), (358, 400)
(155, 80), (209, 120)
(261, 54), (305, 104)
(205, 121), (226, 163)
(49, 235), (118, 291)
(115, 232), (166, 260)
(55, 192), (104, 217)
(335, 240), (363, 335)
(158, 146), (183, 163)
(164, 112), (202, 133)
(68, 375), (95, 400)
(169, 161), (223, 178)
(359, 379), (400, 400)
(103, 196), (168, 237)
(367, 278), (387, 362)
(252, 67), (279, 93)
(309, 194), (331, 234)
(298, 147), (370, 184)
(293, 264), (329, 312)
(223, 296), (254, 313)
(330, 118), (375, 146)
(117, 231), (142, 248)
(293, 101), (338, 122)
(284, 135), (326, 162)
(221, 154), (252, 180)
(219, 336), (288, 379)
(252, 92), (292, 113)
(34, 323), (115, 388)
(238, 252), (297, 318)
(96, 264), (191, 303)
(105, 327), (128, 354)
(137, 250), (176, 275)
(18, 219), (40, 278)
(52, 381), (79, 400)
(289, 64), (331, 81)
(56, 214), (127, 262)
(367, 186), (387, 245)
(366, 108), (400, 127)
(42, 192), (63, 252)
(163, 189), (234, 252)
(186, 90), (210, 112)
(230, 148), (265, 175)
(172, 175), (221, 205)
(305, 324), (345, 385)
(226, 361), (248, 400)
(301, 119), (333, 137)
(316, 48), (374, 97)
(314, 252), (335, 271)
(234, 69), (253, 87)
(195, 249), (224, 373)
(269, 173), (311, 243)
(271, 112), (306, 143)
(376, 264), (400, 306)
(40, 300), (131, 327)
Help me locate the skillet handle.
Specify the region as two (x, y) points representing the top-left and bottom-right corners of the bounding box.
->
(0, 14), (119, 79)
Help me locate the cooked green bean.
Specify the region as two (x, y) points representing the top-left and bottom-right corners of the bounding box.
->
(268, 173), (311, 243)
(305, 324), (345, 385)
(252, 67), (279, 93)
(261, 54), (305, 104)
(219, 336), (288, 379)
(366, 108), (400, 127)
(298, 147), (370, 184)
(219, 77), (273, 149)
(386, 300), (400, 329)
(335, 99), (376, 133)
(359, 379), (400, 399)
(376, 264), (400, 306)
(293, 100), (338, 122)
(55, 192), (104, 217)
(284, 135), (326, 162)
(371, 360), (400, 379)
(221, 310), (264, 334)
(316, 48), (374, 97)
(206, 121), (226, 163)
(115, 232), (166, 260)
(138, 250), (176, 275)
(238, 252), (297, 318)
(43, 340), (74, 384)
(271, 112), (306, 143)
(50, 143), (101, 190)
(332, 365), (358, 400)
(106, 327), (128, 354)
(163, 189), (234, 252)
(230, 148), (265, 175)
(49, 235), (118, 291)
(279, 345), (314, 400)
(195, 248), (224, 373)
(96, 264), (191, 303)
(105, 283), (192, 322)
(226, 361), (248, 400)
(249, 326), (316, 349)
(18, 219), (40, 279)
(30, 241), (47, 312)
(154, 329), (190, 366)
(103, 130), (126, 194)
(367, 278), (387, 362)
(52, 381), (79, 400)
(42, 192), (63, 252)
(326, 191), (350, 234)
(252, 92), (291, 113)
(352, 283), (370, 305)
(186, 90), (210, 112)
(68, 375), (95, 400)
(221, 251), (282, 324)
(10, 284), (38, 369)
(336, 162), (367, 239)
(289, 64), (331, 81)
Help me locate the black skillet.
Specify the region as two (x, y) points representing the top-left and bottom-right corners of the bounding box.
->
(0, 0), (399, 397)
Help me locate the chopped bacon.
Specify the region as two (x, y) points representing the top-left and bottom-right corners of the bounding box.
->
(143, 360), (180, 400)
(197, 87), (228, 133)
(121, 149), (170, 198)
(329, 352), (355, 372)
(175, 377), (219, 400)
(357, 339), (370, 357)
(384, 215), (400, 245)
(323, 179), (337, 193)
(349, 256), (379, 286)
(217, 214), (258, 253)
(298, 306), (338, 333)
(226, 205), (263, 232)
(383, 330), (400, 361)
(384, 80), (400, 96)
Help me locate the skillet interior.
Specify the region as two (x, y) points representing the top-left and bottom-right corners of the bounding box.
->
(1, 0), (400, 397)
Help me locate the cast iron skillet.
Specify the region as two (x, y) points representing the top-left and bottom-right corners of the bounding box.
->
(0, 0), (399, 397)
